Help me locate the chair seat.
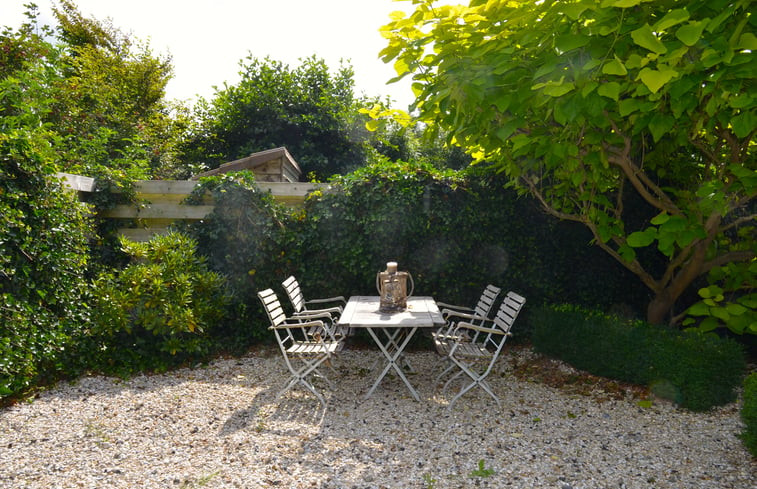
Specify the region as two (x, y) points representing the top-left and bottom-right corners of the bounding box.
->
(287, 341), (342, 355)
(434, 338), (490, 358)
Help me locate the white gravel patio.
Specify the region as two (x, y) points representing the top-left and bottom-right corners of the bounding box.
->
(1, 345), (754, 489)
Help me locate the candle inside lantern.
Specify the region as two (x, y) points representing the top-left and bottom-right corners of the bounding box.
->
(386, 261), (398, 274)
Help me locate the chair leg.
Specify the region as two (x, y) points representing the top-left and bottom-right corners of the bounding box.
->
(278, 355), (332, 407)
(444, 359), (502, 409)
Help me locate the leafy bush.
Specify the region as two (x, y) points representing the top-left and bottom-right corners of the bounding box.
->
(89, 232), (229, 371)
(1, 54), (93, 399)
(182, 172), (297, 346)
(531, 304), (746, 411)
(742, 373), (757, 457)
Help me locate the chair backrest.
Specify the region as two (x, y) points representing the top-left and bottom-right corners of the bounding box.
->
(258, 288), (288, 327)
(282, 275), (306, 314)
(492, 291), (526, 335)
(472, 284), (501, 324)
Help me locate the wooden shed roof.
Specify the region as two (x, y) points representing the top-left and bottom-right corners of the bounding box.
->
(192, 147), (302, 181)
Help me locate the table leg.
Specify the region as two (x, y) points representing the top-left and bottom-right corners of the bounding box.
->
(364, 326), (421, 401)
(368, 327), (414, 372)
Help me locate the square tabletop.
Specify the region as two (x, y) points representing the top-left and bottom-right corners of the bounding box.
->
(338, 296), (445, 329)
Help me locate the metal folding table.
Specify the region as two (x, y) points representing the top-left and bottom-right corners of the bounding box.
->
(337, 296), (444, 401)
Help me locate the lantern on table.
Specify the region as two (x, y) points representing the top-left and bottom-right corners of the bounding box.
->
(376, 261), (414, 312)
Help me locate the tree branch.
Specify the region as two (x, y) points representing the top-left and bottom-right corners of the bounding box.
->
(603, 118), (681, 215)
(701, 249), (757, 275)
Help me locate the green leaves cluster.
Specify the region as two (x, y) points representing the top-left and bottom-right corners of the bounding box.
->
(90, 232), (229, 361)
(0, 42), (92, 397)
(380, 0), (755, 328)
(181, 172), (298, 344)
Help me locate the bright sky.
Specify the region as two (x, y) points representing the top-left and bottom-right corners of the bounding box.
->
(1, 0), (420, 109)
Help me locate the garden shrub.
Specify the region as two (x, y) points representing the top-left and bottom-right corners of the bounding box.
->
(182, 172), (297, 347)
(531, 304), (746, 411)
(1, 63), (93, 399)
(742, 373), (757, 457)
(89, 231), (229, 372)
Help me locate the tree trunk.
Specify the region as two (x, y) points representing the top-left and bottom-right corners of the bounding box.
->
(647, 291), (674, 325)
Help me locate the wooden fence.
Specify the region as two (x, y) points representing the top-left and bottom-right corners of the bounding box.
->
(59, 174), (326, 241)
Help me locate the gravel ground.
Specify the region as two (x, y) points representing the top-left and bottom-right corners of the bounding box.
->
(1, 345), (754, 489)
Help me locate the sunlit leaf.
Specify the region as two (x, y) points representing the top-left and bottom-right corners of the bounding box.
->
(627, 229), (656, 247)
(676, 21), (706, 46)
(736, 32), (757, 50)
(598, 82), (621, 101)
(631, 24), (667, 54)
(602, 57), (627, 76)
(653, 9), (690, 31)
(638, 67), (677, 93)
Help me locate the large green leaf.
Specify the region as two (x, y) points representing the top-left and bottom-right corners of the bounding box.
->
(731, 111), (756, 138)
(602, 57), (628, 76)
(653, 9), (690, 32)
(555, 34), (590, 53)
(638, 67), (677, 93)
(676, 21), (706, 47)
(736, 32), (757, 50)
(631, 24), (667, 54)
(627, 228), (656, 247)
(598, 82), (621, 101)
(648, 113), (675, 142)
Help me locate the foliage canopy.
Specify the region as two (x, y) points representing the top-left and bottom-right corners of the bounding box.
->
(380, 0), (756, 330)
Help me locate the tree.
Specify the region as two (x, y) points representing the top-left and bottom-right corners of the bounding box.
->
(380, 0), (756, 331)
(181, 56), (372, 179)
(50, 0), (184, 181)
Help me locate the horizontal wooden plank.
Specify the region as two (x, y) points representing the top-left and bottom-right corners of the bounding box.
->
(118, 227), (171, 242)
(262, 182), (327, 196)
(133, 180), (201, 194)
(101, 203), (214, 219)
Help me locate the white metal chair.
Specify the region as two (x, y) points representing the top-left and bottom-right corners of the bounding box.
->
(432, 284), (501, 343)
(434, 291), (525, 409)
(282, 275), (351, 337)
(258, 288), (343, 407)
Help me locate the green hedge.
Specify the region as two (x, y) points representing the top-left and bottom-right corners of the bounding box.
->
(180, 162), (651, 348)
(531, 304), (746, 411)
(742, 373), (757, 457)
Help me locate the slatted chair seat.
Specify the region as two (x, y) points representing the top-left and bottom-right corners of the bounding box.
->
(258, 288), (343, 407)
(287, 341), (342, 355)
(435, 291), (525, 409)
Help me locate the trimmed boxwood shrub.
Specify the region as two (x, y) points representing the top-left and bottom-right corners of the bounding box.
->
(531, 304), (746, 411)
(742, 373), (757, 457)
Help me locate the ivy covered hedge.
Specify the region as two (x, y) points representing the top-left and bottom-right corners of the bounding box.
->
(181, 161), (651, 343)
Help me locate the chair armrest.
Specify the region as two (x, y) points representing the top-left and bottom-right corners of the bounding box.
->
(305, 296), (347, 306)
(441, 309), (488, 322)
(296, 306), (342, 316)
(436, 302), (474, 313)
(454, 321), (509, 337)
(269, 319), (325, 330)
(290, 311), (334, 321)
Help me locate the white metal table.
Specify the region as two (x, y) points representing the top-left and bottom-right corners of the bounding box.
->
(337, 296), (444, 401)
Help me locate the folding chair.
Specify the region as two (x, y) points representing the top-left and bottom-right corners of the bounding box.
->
(432, 284), (501, 343)
(434, 291), (525, 409)
(282, 275), (351, 337)
(258, 288), (343, 407)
